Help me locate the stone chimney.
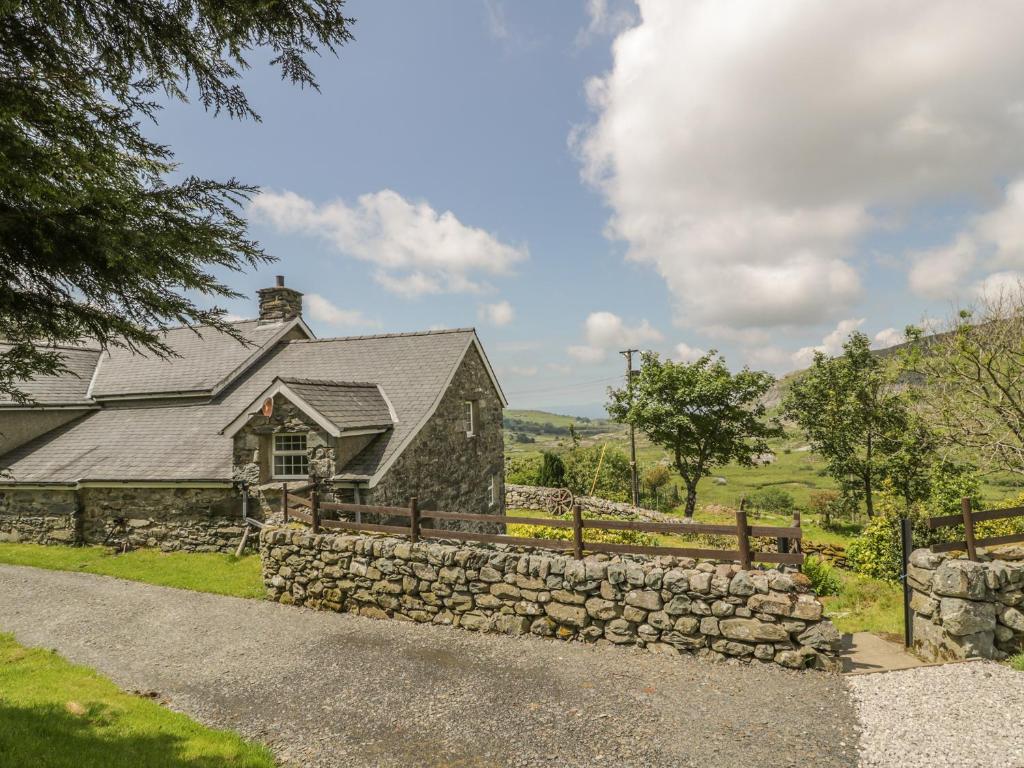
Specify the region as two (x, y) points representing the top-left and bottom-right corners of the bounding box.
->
(257, 275), (303, 323)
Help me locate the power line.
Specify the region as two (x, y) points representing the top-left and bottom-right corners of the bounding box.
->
(504, 375), (621, 398)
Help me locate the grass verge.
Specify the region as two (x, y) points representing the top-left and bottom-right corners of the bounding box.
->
(821, 570), (903, 638)
(0, 633), (274, 768)
(0, 544), (264, 599)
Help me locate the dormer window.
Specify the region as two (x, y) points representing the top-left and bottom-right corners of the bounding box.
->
(273, 433), (309, 479)
(464, 399), (479, 437)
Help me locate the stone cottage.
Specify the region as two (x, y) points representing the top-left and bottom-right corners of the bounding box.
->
(0, 277), (507, 551)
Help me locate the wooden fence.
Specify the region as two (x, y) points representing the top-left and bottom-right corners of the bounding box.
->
(928, 497), (1024, 561)
(279, 484), (803, 569)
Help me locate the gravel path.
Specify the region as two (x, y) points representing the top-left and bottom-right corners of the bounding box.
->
(0, 564), (859, 767)
(847, 662), (1024, 767)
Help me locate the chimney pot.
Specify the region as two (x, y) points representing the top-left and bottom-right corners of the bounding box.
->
(275, 275), (285, 287)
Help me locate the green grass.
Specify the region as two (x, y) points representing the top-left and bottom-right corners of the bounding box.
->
(0, 544), (264, 599)
(0, 632), (274, 768)
(1010, 653), (1024, 672)
(821, 571), (903, 638)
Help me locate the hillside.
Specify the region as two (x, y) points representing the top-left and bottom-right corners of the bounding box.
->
(502, 408), (1024, 511)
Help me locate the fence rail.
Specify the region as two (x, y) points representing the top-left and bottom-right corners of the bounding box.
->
(928, 497), (1024, 560)
(279, 483), (803, 568)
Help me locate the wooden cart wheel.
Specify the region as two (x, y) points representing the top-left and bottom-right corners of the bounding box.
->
(549, 487), (574, 516)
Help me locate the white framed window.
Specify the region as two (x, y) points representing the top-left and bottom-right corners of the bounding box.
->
(489, 473), (499, 508)
(464, 399), (479, 437)
(272, 433), (309, 479)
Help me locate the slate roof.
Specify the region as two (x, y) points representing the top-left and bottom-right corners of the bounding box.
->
(0, 345), (101, 406)
(280, 379), (395, 431)
(1, 326), (488, 484)
(88, 319), (300, 399)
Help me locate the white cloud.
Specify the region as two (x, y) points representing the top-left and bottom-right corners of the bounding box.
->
(567, 311), (663, 363)
(577, 1), (1024, 331)
(568, 344), (607, 363)
(484, 0), (508, 39)
(546, 362), (573, 375)
(907, 178), (1024, 300)
(576, 0), (636, 47)
(974, 271), (1024, 301)
(673, 342), (706, 362)
(250, 189), (527, 297)
(306, 293), (378, 328)
(873, 327), (904, 348)
(976, 180), (1024, 268)
(791, 318), (865, 367)
(479, 300), (514, 327)
(908, 233), (977, 300)
(507, 365), (539, 377)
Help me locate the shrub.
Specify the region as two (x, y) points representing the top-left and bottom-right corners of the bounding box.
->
(745, 487), (795, 516)
(801, 555), (841, 596)
(846, 484), (947, 582)
(504, 455), (541, 485)
(537, 451), (566, 488)
(563, 444), (632, 502)
(507, 514), (656, 547)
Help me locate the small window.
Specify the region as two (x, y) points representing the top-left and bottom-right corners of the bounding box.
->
(464, 399), (479, 437)
(272, 433), (309, 479)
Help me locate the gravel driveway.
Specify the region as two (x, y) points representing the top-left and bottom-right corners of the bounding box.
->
(848, 662), (1024, 768)
(0, 564), (859, 767)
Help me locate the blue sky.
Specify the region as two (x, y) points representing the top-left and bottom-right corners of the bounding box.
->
(153, 1), (1024, 417)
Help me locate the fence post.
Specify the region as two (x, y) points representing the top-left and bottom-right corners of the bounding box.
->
(792, 510), (801, 554)
(311, 485), (320, 534)
(900, 516), (914, 648)
(572, 503), (584, 560)
(409, 496), (420, 543)
(281, 482), (288, 523)
(735, 509), (751, 570)
(961, 497), (977, 561)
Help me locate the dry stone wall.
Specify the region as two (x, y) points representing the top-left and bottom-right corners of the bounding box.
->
(908, 547), (1024, 661)
(506, 484), (670, 521)
(260, 526), (842, 671)
(0, 486), (247, 553)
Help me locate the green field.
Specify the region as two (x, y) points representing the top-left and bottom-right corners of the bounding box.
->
(504, 408), (1024, 511)
(0, 545), (264, 599)
(0, 633), (274, 768)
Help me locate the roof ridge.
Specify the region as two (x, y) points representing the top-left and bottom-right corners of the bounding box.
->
(287, 327), (476, 344)
(279, 377), (379, 388)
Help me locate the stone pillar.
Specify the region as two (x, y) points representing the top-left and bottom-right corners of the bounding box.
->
(907, 548), (1024, 661)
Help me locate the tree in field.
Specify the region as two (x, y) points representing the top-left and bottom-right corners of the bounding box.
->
(607, 351), (781, 518)
(783, 332), (929, 517)
(0, 1), (355, 401)
(904, 290), (1024, 476)
(537, 451), (566, 488)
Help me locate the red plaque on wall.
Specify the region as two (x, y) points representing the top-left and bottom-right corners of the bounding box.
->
(261, 397), (274, 417)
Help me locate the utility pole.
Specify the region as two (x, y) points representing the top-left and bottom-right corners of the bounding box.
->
(621, 348), (640, 507)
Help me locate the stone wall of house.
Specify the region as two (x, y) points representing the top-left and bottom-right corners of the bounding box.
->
(0, 488), (80, 544)
(260, 526), (842, 671)
(0, 486), (248, 553)
(907, 547), (1024, 662)
(366, 344), (505, 531)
